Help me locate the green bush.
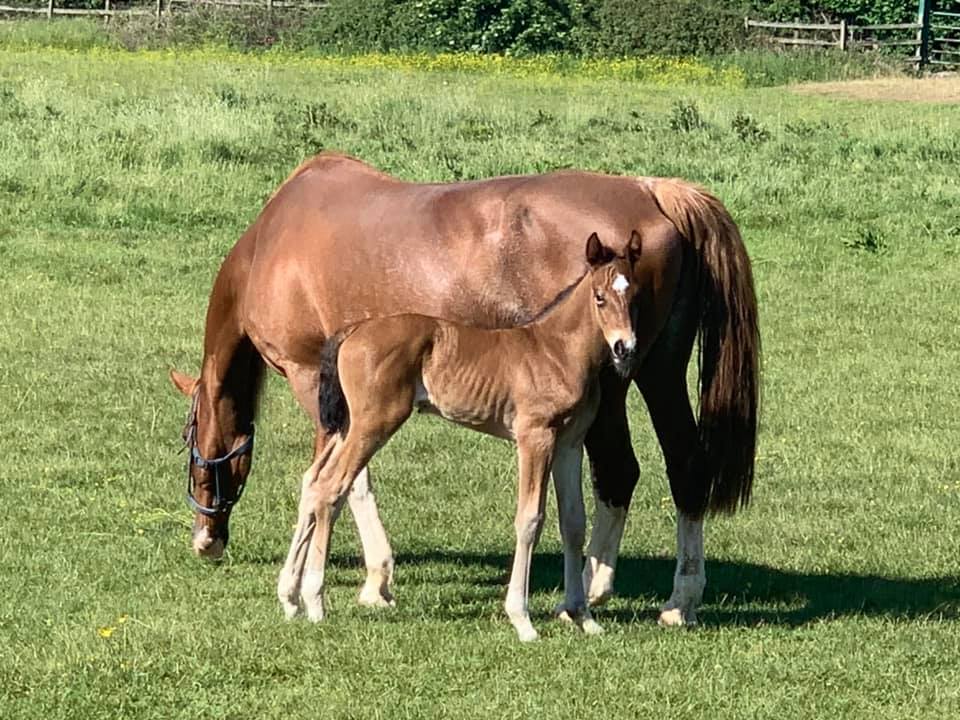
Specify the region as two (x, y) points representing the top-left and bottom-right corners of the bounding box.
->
(576, 0), (749, 57)
(747, 0), (916, 25)
(296, 0), (426, 53)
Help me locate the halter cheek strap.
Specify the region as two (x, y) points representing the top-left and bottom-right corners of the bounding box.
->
(186, 429), (254, 517)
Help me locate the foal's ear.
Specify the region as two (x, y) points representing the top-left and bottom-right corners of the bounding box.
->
(169, 369), (199, 398)
(627, 229), (643, 266)
(585, 232), (614, 267)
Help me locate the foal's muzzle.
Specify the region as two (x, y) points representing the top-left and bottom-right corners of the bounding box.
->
(611, 337), (637, 378)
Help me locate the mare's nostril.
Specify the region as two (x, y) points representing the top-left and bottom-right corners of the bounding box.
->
(614, 340), (625, 358)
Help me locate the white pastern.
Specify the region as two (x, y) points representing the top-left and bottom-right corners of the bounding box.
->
(612, 273), (630, 295)
(301, 568), (326, 622)
(583, 499), (627, 606)
(658, 514), (705, 627)
(348, 468), (396, 608)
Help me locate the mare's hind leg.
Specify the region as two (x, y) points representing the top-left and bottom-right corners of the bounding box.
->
(582, 369), (637, 607)
(552, 442), (603, 636)
(285, 363), (395, 610)
(639, 373), (705, 627)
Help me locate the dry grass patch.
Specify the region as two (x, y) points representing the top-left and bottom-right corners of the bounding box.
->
(791, 73), (960, 103)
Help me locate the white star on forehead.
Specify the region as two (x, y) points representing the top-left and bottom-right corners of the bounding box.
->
(612, 274), (629, 295)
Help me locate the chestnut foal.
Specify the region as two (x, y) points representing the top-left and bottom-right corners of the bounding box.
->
(278, 232), (641, 641)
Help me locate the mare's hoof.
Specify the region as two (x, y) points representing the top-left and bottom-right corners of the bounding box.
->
(658, 606), (698, 628)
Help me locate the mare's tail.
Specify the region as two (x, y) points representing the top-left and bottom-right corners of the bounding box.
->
(318, 329), (356, 435)
(651, 179), (761, 514)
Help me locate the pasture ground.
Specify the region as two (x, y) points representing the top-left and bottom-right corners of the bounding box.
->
(0, 41), (958, 719)
(793, 73), (960, 103)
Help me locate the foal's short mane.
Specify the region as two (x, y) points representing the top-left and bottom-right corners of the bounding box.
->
(520, 271), (588, 325)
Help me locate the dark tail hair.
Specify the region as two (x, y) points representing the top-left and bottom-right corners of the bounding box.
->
(652, 179), (761, 515)
(318, 330), (353, 435)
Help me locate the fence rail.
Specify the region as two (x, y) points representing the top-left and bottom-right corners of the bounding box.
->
(745, 17), (923, 55)
(0, 0), (329, 18)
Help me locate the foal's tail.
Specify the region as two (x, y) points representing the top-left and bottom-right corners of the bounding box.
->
(651, 179), (761, 515)
(318, 328), (356, 435)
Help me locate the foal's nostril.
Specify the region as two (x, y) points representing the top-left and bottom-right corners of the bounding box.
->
(614, 340), (625, 359)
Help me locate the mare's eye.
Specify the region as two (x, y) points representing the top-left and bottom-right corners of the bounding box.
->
(594, 291), (605, 306)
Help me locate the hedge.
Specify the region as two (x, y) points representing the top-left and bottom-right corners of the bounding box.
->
(152, 0), (925, 56)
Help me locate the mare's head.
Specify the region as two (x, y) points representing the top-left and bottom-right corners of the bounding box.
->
(585, 230), (642, 377)
(171, 370), (254, 560)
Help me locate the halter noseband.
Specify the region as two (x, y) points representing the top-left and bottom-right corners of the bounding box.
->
(182, 391), (255, 518)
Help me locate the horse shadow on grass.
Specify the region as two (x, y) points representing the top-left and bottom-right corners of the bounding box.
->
(375, 551), (960, 627)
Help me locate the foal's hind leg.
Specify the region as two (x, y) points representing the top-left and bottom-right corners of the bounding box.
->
(285, 364), (395, 610)
(639, 374), (705, 627)
(277, 434), (337, 619)
(300, 405), (412, 622)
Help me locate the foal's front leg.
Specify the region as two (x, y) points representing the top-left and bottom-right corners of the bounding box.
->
(552, 442), (603, 635)
(505, 428), (554, 642)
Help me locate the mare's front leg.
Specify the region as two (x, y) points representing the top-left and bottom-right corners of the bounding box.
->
(349, 467), (395, 608)
(505, 428), (554, 642)
(552, 442), (603, 635)
(640, 375), (705, 627)
(582, 370), (637, 606)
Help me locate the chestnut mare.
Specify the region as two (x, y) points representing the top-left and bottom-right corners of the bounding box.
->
(280, 232), (641, 641)
(170, 152), (759, 627)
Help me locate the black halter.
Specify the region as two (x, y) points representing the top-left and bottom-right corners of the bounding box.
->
(182, 391), (255, 517)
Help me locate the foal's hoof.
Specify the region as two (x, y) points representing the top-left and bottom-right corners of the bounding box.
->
(279, 597), (302, 620)
(303, 598), (326, 623)
(658, 606), (698, 628)
(357, 583), (395, 609)
(555, 604), (604, 636)
(515, 625), (540, 643)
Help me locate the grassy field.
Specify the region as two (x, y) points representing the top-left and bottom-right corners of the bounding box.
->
(1, 36), (959, 719)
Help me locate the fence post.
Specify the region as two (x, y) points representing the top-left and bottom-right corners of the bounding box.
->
(267, 0), (273, 20)
(155, 0), (162, 27)
(839, 18), (847, 50)
(46, 0), (53, 19)
(918, 0), (932, 69)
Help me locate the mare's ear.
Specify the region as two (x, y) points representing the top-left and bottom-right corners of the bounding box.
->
(627, 229), (643, 266)
(585, 232), (614, 267)
(170, 369), (199, 398)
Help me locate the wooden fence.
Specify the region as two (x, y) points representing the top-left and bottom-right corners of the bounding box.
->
(0, 0), (327, 21)
(745, 18), (923, 57)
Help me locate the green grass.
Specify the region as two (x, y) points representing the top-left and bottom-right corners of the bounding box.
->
(0, 41), (959, 720)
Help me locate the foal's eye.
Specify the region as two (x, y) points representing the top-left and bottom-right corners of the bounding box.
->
(594, 291), (605, 306)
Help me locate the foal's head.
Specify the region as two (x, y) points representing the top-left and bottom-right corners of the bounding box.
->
(586, 230), (642, 377)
